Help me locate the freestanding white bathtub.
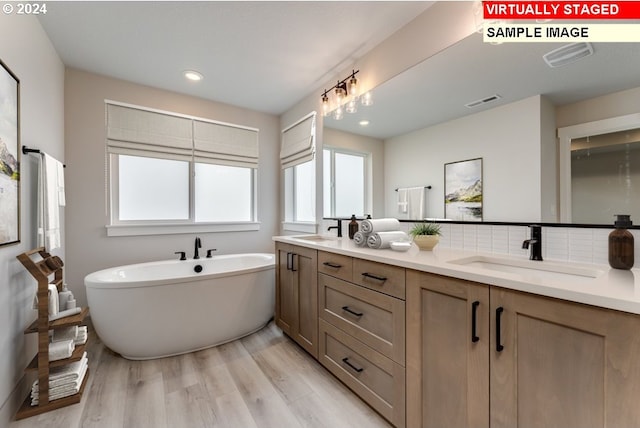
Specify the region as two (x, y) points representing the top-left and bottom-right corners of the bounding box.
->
(84, 253), (275, 360)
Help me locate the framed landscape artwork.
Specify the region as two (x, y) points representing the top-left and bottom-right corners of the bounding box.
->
(0, 59), (20, 246)
(445, 157), (483, 221)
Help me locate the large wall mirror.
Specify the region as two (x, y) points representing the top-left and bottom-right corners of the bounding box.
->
(323, 32), (640, 225)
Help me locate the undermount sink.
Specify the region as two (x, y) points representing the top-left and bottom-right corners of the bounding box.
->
(449, 255), (605, 281)
(293, 235), (338, 242)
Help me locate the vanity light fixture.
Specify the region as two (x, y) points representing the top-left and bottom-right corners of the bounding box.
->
(183, 70), (204, 82)
(321, 69), (372, 120)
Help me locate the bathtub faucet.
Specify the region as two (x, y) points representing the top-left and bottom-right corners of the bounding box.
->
(194, 237), (202, 259)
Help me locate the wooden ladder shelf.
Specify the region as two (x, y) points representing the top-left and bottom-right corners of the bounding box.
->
(15, 247), (90, 420)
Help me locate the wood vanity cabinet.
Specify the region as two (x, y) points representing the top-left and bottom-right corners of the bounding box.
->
(407, 269), (640, 428)
(275, 242), (318, 358)
(318, 251), (406, 428)
(406, 270), (490, 428)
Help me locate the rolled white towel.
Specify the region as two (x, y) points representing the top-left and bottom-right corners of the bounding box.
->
(51, 326), (78, 343)
(353, 231), (369, 247)
(360, 218), (401, 234)
(367, 231), (410, 249)
(48, 284), (59, 317)
(49, 339), (75, 362)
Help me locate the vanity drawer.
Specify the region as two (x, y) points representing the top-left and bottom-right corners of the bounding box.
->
(319, 274), (405, 364)
(318, 251), (353, 282)
(319, 319), (405, 427)
(353, 259), (406, 300)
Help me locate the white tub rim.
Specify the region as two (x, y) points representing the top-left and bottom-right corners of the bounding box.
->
(84, 252), (275, 290)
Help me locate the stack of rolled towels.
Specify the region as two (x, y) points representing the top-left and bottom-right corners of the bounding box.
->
(31, 351), (88, 405)
(48, 325), (88, 362)
(354, 218), (411, 249)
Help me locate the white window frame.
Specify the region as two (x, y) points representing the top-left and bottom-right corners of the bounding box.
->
(323, 146), (369, 218)
(105, 101), (260, 237)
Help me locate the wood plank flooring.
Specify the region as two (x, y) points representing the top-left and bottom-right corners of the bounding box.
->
(10, 322), (391, 428)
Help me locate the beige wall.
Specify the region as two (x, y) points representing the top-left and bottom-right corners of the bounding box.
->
(64, 69), (280, 309)
(556, 86), (640, 128)
(0, 15), (65, 424)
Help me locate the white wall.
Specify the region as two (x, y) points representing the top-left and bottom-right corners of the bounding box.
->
(0, 15), (65, 424)
(64, 69), (280, 309)
(384, 95), (555, 222)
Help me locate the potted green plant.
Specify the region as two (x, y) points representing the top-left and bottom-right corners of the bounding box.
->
(409, 222), (442, 250)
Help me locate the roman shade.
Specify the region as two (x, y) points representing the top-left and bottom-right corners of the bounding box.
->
(106, 104), (193, 161)
(281, 113), (316, 169)
(193, 120), (258, 168)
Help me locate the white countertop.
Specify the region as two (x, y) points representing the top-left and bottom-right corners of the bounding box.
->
(273, 235), (640, 316)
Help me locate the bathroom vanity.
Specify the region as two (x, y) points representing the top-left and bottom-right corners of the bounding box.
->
(273, 235), (640, 428)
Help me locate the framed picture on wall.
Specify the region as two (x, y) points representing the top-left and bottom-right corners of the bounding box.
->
(445, 157), (482, 221)
(0, 59), (20, 246)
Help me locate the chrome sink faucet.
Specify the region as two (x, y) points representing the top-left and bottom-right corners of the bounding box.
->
(522, 225), (543, 261)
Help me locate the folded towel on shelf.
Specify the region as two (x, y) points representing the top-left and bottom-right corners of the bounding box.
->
(32, 352), (88, 390)
(47, 284), (59, 317)
(49, 339), (75, 362)
(31, 357), (88, 405)
(74, 326), (88, 346)
(51, 326), (78, 343)
(353, 231), (369, 247)
(360, 218), (401, 234)
(367, 231), (410, 249)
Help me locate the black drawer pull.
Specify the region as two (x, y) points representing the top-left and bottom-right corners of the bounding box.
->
(291, 253), (297, 272)
(341, 306), (363, 317)
(471, 301), (480, 343)
(286, 252), (292, 270)
(342, 357), (364, 373)
(361, 272), (387, 282)
(323, 261), (342, 269)
(496, 307), (504, 352)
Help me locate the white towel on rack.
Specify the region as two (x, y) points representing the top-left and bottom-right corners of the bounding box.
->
(32, 352), (87, 390)
(31, 354), (88, 405)
(37, 153), (65, 250)
(407, 187), (426, 219)
(397, 188), (408, 213)
(50, 326), (78, 343)
(360, 218), (401, 234)
(48, 339), (75, 362)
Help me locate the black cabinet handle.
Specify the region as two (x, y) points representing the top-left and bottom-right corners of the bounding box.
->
(342, 357), (364, 373)
(323, 261), (342, 269)
(496, 307), (504, 352)
(286, 252), (292, 270)
(471, 301), (480, 343)
(291, 253), (297, 272)
(361, 272), (387, 282)
(341, 306), (363, 317)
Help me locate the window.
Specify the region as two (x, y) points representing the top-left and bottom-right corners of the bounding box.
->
(323, 147), (367, 218)
(106, 102), (259, 235)
(281, 113), (316, 229)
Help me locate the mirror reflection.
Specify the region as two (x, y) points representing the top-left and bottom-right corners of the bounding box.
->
(323, 32), (640, 224)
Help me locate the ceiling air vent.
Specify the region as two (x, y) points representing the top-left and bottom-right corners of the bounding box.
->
(465, 94), (502, 109)
(543, 42), (593, 68)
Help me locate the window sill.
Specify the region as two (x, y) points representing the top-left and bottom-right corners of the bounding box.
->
(282, 221), (317, 234)
(106, 222), (261, 237)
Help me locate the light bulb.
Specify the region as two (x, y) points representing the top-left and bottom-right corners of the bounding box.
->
(335, 85), (346, 107)
(361, 91), (373, 106)
(349, 76), (358, 99)
(346, 98), (357, 114)
(321, 93), (330, 117)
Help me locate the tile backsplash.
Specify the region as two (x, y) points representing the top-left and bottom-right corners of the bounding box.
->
(320, 219), (638, 267)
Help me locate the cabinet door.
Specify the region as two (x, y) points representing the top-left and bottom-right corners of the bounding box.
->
(275, 243), (294, 336)
(291, 245), (318, 358)
(406, 270), (489, 428)
(490, 288), (640, 428)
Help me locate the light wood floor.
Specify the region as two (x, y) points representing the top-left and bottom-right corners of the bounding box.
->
(10, 322), (391, 428)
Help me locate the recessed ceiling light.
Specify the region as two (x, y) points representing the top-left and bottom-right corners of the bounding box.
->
(183, 70), (203, 81)
(359, 120), (370, 126)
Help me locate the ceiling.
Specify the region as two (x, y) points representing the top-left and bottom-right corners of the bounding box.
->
(37, 1), (433, 115)
(325, 34), (640, 139)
